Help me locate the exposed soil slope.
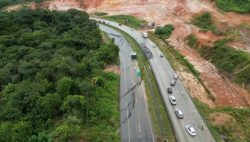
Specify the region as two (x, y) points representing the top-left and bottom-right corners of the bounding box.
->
(42, 0), (250, 107)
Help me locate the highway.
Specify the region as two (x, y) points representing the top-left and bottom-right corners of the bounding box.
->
(98, 24), (154, 142)
(94, 18), (216, 142)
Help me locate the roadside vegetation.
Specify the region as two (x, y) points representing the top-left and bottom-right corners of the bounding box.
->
(107, 25), (176, 141)
(150, 33), (200, 78)
(103, 15), (146, 29)
(198, 39), (250, 91)
(193, 99), (250, 142)
(215, 0), (250, 13)
(185, 34), (250, 141)
(94, 12), (107, 16)
(0, 9), (120, 141)
(155, 24), (174, 39)
(149, 33), (217, 100)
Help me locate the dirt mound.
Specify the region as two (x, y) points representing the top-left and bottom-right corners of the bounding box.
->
(193, 31), (224, 46)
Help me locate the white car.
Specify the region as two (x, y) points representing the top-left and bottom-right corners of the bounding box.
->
(174, 74), (178, 79)
(175, 109), (184, 119)
(170, 80), (176, 86)
(186, 125), (196, 136)
(169, 96), (176, 105)
(142, 32), (148, 38)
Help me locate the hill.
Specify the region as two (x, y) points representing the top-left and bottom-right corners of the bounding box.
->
(0, 9), (119, 141)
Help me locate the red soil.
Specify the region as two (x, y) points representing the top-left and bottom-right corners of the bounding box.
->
(42, 0), (250, 107)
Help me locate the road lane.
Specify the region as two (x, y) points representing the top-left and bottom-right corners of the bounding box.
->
(94, 18), (215, 142)
(99, 24), (154, 142)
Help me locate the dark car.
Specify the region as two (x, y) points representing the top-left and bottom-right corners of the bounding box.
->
(167, 87), (172, 94)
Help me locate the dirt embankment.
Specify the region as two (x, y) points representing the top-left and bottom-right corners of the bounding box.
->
(40, 0), (250, 107)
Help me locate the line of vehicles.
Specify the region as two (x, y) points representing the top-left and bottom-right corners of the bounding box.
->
(168, 74), (197, 137)
(140, 30), (197, 137)
(128, 29), (197, 137)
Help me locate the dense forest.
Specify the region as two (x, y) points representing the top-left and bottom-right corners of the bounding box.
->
(0, 9), (119, 141)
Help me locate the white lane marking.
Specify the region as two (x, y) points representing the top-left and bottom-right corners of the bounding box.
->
(124, 56), (131, 142)
(100, 21), (155, 141)
(141, 82), (155, 142)
(135, 93), (142, 140)
(126, 102), (131, 142)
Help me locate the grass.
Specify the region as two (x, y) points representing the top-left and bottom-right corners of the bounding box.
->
(105, 25), (176, 141)
(103, 15), (146, 29)
(193, 98), (250, 142)
(94, 12), (108, 16)
(198, 40), (250, 91)
(149, 32), (200, 78)
(216, 0), (250, 13)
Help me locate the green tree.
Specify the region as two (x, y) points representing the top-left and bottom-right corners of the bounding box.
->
(50, 124), (81, 142)
(155, 24), (174, 38)
(56, 77), (79, 97)
(62, 95), (86, 115)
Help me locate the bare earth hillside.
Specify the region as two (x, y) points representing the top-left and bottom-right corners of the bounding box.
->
(43, 0), (250, 107)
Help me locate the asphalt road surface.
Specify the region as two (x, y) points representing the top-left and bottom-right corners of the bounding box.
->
(99, 24), (154, 142)
(94, 18), (216, 142)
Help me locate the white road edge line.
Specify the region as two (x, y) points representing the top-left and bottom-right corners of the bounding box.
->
(124, 59), (131, 142)
(135, 90), (142, 140)
(142, 81), (155, 142)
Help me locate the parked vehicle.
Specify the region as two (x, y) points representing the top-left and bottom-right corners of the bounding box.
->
(169, 96), (177, 105)
(186, 125), (196, 136)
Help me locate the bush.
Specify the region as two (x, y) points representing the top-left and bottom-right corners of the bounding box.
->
(199, 40), (250, 85)
(155, 24), (174, 39)
(192, 12), (217, 33)
(216, 0), (250, 13)
(186, 34), (198, 48)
